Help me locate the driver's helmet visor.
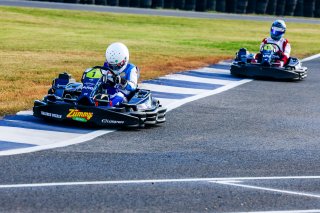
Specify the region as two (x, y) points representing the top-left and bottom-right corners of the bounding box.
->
(108, 59), (126, 72)
(271, 26), (285, 37)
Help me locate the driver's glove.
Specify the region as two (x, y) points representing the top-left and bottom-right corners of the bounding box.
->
(114, 75), (127, 87)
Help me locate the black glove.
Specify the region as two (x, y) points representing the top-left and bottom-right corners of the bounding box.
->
(113, 75), (127, 86)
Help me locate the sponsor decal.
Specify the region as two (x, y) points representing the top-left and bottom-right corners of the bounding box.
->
(101, 119), (125, 124)
(66, 109), (93, 122)
(82, 85), (94, 90)
(85, 69), (102, 79)
(40, 111), (62, 119)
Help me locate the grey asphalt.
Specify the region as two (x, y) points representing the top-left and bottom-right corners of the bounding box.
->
(0, 58), (319, 212)
(1, 0), (320, 24)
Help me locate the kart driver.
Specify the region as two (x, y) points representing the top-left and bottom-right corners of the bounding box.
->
(102, 42), (139, 106)
(255, 20), (291, 67)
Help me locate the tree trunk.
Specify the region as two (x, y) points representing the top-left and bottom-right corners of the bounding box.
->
(255, 0), (269, 14)
(315, 0), (320, 17)
(206, 0), (216, 10)
(294, 0), (304, 16)
(246, 0), (256, 13)
(130, 0), (140, 7)
(174, 0), (186, 9)
(140, 0), (152, 7)
(151, 0), (164, 8)
(107, 0), (119, 6)
(275, 0), (285, 15)
(284, 0), (297, 16)
(196, 0), (207, 11)
(119, 0), (130, 6)
(266, 0), (277, 15)
(216, 0), (226, 12)
(303, 0), (315, 17)
(163, 0), (174, 8)
(236, 0), (248, 13)
(226, 0), (237, 13)
(185, 0), (196, 10)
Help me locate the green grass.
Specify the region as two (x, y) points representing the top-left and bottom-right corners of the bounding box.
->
(0, 6), (320, 115)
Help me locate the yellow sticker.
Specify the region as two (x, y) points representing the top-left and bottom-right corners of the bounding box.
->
(263, 44), (274, 51)
(85, 69), (103, 79)
(67, 109), (93, 122)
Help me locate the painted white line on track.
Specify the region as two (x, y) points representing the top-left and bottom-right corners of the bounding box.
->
(0, 126), (82, 145)
(16, 111), (33, 116)
(213, 181), (320, 199)
(301, 53), (320, 62)
(139, 83), (208, 94)
(0, 130), (112, 156)
(160, 74), (236, 85)
(198, 67), (231, 73)
(229, 210), (320, 213)
(166, 79), (251, 112)
(1, 176), (320, 189)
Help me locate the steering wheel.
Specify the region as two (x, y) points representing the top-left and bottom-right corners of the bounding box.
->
(91, 65), (122, 86)
(92, 66), (117, 76)
(260, 42), (281, 53)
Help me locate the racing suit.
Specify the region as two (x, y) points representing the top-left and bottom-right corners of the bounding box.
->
(256, 37), (291, 66)
(102, 62), (139, 106)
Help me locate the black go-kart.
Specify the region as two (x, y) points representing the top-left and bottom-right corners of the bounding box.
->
(33, 66), (166, 128)
(230, 43), (307, 81)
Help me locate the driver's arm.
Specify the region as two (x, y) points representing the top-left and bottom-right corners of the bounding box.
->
(124, 67), (138, 92)
(259, 38), (268, 51)
(281, 39), (291, 64)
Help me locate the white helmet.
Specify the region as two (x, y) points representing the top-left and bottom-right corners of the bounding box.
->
(105, 42), (129, 74)
(106, 42), (129, 74)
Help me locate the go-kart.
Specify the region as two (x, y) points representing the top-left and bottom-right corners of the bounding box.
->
(33, 66), (166, 128)
(230, 43), (307, 81)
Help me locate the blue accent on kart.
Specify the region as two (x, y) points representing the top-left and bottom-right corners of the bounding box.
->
(79, 68), (103, 104)
(152, 91), (194, 99)
(110, 94), (124, 106)
(0, 141), (36, 151)
(261, 44), (275, 65)
(179, 71), (241, 81)
(143, 79), (223, 90)
(53, 74), (71, 97)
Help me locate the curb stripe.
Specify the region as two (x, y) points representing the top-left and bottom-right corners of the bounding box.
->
(0, 141), (36, 151)
(179, 71), (241, 81)
(162, 74), (236, 85)
(151, 91), (194, 99)
(143, 79), (223, 90)
(140, 83), (207, 94)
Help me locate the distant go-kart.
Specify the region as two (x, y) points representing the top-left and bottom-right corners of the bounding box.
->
(230, 43), (307, 81)
(33, 66), (166, 128)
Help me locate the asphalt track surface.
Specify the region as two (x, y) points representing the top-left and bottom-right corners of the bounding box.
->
(1, 0), (320, 24)
(1, 2), (320, 212)
(0, 58), (319, 212)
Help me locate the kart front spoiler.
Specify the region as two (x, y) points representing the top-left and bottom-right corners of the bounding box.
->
(230, 63), (307, 80)
(33, 100), (166, 128)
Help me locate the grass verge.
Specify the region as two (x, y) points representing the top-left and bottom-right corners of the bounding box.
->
(1, 6), (320, 115)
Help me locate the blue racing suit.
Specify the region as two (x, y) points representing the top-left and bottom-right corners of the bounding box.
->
(102, 62), (139, 106)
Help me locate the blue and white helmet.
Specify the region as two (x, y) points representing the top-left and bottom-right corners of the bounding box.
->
(270, 20), (286, 41)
